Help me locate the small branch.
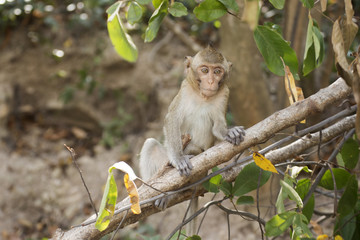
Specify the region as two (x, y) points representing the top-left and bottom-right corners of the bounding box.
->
(64, 144), (97, 217)
(110, 210), (129, 240)
(215, 204), (266, 226)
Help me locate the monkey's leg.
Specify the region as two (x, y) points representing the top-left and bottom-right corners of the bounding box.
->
(139, 138), (168, 181)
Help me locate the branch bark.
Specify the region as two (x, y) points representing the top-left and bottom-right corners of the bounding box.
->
(52, 78), (352, 240)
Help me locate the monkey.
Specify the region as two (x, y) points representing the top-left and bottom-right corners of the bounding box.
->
(139, 46), (245, 234)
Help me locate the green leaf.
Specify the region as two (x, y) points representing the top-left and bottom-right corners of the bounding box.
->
(145, 0), (168, 42)
(269, 0), (285, 9)
(218, 0), (239, 13)
(334, 213), (357, 239)
(152, 0), (162, 9)
(219, 180), (232, 196)
(303, 17), (324, 76)
(169, 2), (188, 17)
(295, 179), (314, 221)
(186, 235), (201, 240)
(319, 168), (351, 190)
(265, 211), (297, 236)
(194, 0), (227, 22)
(233, 162), (271, 196)
(276, 187), (286, 214)
(106, 1), (122, 15)
(292, 213), (312, 238)
(136, 0), (152, 5)
(236, 196), (254, 205)
(338, 175), (358, 218)
(254, 25), (299, 78)
(280, 180), (303, 209)
(339, 137), (360, 170)
(202, 174), (222, 193)
(300, 0), (314, 8)
(127, 2), (143, 24)
(95, 172), (118, 231)
(107, 12), (138, 62)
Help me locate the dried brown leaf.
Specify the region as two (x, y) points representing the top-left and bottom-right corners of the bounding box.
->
(332, 19), (353, 86)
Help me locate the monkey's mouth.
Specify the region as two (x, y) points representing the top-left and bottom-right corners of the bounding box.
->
(200, 88), (217, 98)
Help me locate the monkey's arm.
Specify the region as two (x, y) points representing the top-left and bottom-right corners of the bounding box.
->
(163, 94), (193, 176)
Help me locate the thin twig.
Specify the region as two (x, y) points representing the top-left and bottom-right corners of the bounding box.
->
(64, 144), (97, 217)
(196, 193), (217, 235)
(226, 212), (230, 240)
(257, 169), (264, 240)
(110, 210), (129, 240)
(166, 199), (225, 240)
(216, 204), (266, 226)
(326, 163), (338, 217)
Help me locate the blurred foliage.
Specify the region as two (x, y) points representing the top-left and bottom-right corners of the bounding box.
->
(0, 0), (113, 44)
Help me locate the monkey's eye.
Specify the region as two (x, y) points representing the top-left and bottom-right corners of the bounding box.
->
(214, 69), (222, 75)
(201, 68), (209, 74)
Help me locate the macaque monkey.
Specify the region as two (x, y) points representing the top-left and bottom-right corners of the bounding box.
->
(139, 46), (245, 233)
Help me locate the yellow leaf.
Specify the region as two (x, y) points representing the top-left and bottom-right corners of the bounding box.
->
(334, 235), (344, 240)
(124, 173), (141, 214)
(316, 234), (329, 240)
(253, 152), (278, 174)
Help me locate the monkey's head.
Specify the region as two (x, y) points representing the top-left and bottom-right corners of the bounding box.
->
(185, 46), (232, 98)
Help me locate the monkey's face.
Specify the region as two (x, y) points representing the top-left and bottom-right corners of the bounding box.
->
(196, 64), (225, 98)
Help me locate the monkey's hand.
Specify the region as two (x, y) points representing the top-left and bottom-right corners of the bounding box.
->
(173, 155), (194, 176)
(225, 126), (246, 145)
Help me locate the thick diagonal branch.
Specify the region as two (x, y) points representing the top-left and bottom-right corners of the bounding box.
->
(52, 78), (352, 240)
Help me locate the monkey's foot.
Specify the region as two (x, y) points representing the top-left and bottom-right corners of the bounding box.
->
(154, 197), (169, 210)
(174, 155), (194, 176)
(226, 126), (246, 145)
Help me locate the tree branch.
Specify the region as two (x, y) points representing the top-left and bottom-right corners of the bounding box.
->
(52, 78), (352, 240)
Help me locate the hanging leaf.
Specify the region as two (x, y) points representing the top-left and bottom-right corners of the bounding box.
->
(295, 179), (314, 221)
(292, 213), (312, 238)
(303, 15), (324, 76)
(280, 180), (303, 209)
(124, 173), (141, 214)
(106, 1), (122, 15)
(253, 151), (279, 174)
(127, 2), (143, 25)
(254, 25), (299, 78)
(110, 162), (141, 214)
(107, 11), (138, 62)
(194, 0), (227, 22)
(145, 0), (168, 42)
(96, 162), (141, 232)
(169, 2), (188, 17)
(320, 0), (327, 12)
(95, 172), (118, 231)
(269, 0), (285, 9)
(233, 162), (271, 196)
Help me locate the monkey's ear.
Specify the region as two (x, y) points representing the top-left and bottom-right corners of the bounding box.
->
(228, 61), (233, 71)
(184, 56), (192, 69)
